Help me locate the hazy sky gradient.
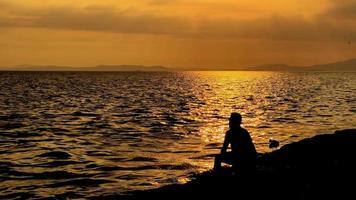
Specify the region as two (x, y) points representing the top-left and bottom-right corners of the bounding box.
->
(0, 0), (355, 68)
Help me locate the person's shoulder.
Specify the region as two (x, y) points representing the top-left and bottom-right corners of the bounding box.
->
(225, 130), (232, 136)
(240, 127), (248, 132)
(240, 127), (250, 134)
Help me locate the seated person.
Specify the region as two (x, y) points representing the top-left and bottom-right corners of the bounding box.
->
(214, 112), (257, 174)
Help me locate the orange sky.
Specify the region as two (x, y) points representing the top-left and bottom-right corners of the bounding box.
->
(0, 0), (355, 68)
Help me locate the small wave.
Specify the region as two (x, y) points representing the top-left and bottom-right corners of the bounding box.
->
(0, 192), (35, 200)
(0, 113), (29, 121)
(37, 151), (72, 159)
(136, 182), (159, 186)
(71, 111), (99, 117)
(96, 166), (124, 171)
(85, 163), (101, 169)
(117, 174), (144, 180)
(0, 150), (9, 155)
(257, 125), (272, 129)
(48, 178), (115, 188)
(283, 98), (298, 103)
(82, 120), (110, 128)
(36, 127), (70, 132)
(213, 116), (226, 120)
(1, 131), (41, 138)
(145, 150), (172, 153)
(7, 170), (88, 180)
(152, 163), (196, 170)
(172, 150), (200, 154)
(108, 157), (127, 162)
(112, 113), (140, 117)
(286, 109), (298, 113)
(0, 161), (12, 171)
(0, 123), (27, 129)
(265, 96), (274, 99)
(204, 143), (221, 149)
(129, 108), (151, 114)
(246, 95), (254, 101)
(311, 104), (329, 108)
(127, 157), (158, 162)
(95, 163), (196, 171)
(189, 154), (217, 160)
(271, 117), (296, 123)
(79, 141), (96, 145)
(37, 160), (86, 167)
(316, 114), (333, 117)
(86, 151), (114, 157)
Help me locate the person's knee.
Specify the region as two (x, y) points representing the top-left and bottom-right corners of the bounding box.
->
(215, 154), (222, 161)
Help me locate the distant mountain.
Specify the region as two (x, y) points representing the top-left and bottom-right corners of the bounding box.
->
(308, 58), (356, 71)
(0, 65), (171, 71)
(93, 65), (170, 71)
(245, 58), (356, 71)
(1, 58), (356, 71)
(242, 64), (302, 71)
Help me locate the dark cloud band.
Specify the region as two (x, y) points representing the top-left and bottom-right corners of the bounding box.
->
(0, 0), (355, 41)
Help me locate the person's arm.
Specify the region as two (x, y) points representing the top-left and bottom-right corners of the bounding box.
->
(245, 129), (257, 155)
(221, 131), (230, 154)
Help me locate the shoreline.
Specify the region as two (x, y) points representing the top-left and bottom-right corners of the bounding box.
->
(96, 129), (356, 200)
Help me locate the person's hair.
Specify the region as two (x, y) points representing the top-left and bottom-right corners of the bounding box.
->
(229, 112), (242, 129)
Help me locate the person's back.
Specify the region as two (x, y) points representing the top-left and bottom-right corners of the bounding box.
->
(214, 113), (257, 173)
(228, 127), (256, 171)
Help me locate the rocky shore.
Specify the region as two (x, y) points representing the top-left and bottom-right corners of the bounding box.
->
(93, 129), (356, 200)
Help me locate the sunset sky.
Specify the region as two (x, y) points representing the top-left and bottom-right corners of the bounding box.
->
(0, 0), (355, 69)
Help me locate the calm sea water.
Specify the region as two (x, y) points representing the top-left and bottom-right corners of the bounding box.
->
(0, 71), (355, 199)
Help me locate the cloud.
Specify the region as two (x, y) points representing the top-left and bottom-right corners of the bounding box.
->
(324, 0), (356, 19)
(0, 3), (191, 35)
(0, 0), (355, 41)
(34, 8), (190, 35)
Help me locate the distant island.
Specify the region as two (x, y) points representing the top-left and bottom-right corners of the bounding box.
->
(244, 58), (356, 72)
(1, 58), (356, 72)
(0, 65), (170, 72)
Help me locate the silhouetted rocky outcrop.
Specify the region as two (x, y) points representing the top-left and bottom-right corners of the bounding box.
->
(97, 129), (356, 200)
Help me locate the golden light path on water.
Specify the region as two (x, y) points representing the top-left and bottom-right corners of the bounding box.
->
(0, 71), (355, 198)
(117, 71), (355, 188)
(172, 71), (350, 172)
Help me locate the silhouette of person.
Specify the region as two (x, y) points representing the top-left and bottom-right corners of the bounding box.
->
(214, 112), (257, 174)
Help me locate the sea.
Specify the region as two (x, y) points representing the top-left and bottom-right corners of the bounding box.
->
(0, 71), (355, 199)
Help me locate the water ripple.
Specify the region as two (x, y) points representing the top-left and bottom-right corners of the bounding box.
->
(0, 71), (355, 198)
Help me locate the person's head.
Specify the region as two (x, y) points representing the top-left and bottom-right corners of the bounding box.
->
(229, 112), (242, 129)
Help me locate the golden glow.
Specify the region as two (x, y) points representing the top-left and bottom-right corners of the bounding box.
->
(0, 0), (356, 68)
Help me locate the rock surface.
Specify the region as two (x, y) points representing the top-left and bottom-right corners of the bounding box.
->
(94, 129), (356, 200)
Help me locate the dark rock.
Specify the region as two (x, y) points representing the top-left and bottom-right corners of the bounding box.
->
(269, 139), (280, 148)
(105, 129), (356, 200)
